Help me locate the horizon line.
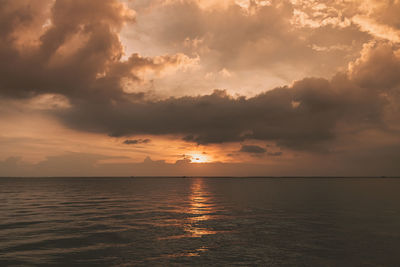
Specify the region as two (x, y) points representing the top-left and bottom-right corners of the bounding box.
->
(1, 176), (399, 179)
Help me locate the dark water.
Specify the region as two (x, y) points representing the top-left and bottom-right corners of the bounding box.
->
(1, 178), (400, 266)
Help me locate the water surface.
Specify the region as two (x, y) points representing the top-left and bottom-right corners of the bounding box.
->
(1, 177), (400, 266)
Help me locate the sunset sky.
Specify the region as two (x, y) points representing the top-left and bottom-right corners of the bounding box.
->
(1, 0), (400, 176)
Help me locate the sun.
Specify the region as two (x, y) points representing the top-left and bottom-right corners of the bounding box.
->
(188, 153), (210, 163)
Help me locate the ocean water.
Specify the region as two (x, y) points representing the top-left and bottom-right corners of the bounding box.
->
(1, 177), (400, 266)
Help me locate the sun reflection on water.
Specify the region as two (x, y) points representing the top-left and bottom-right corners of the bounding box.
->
(158, 178), (226, 258)
(185, 178), (217, 237)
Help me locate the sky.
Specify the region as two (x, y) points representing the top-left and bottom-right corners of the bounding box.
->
(1, 0), (400, 176)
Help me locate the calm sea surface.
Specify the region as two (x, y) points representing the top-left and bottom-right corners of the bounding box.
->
(1, 177), (400, 266)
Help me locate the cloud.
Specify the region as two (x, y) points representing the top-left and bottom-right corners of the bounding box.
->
(352, 15), (400, 43)
(1, 0), (400, 163)
(124, 0), (371, 84)
(0, 0), (194, 100)
(240, 145), (266, 154)
(348, 42), (400, 89)
(123, 138), (151, 145)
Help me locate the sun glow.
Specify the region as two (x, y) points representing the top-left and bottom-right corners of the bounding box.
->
(188, 153), (210, 163)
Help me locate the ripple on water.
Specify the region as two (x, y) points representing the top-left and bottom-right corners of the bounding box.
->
(1, 177), (400, 266)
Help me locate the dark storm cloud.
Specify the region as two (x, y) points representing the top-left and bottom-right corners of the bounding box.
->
(0, 0), (188, 100)
(57, 65), (390, 150)
(240, 145), (266, 154)
(123, 138), (151, 145)
(0, 0), (127, 98)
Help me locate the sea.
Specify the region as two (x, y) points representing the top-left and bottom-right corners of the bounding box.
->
(1, 177), (400, 266)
